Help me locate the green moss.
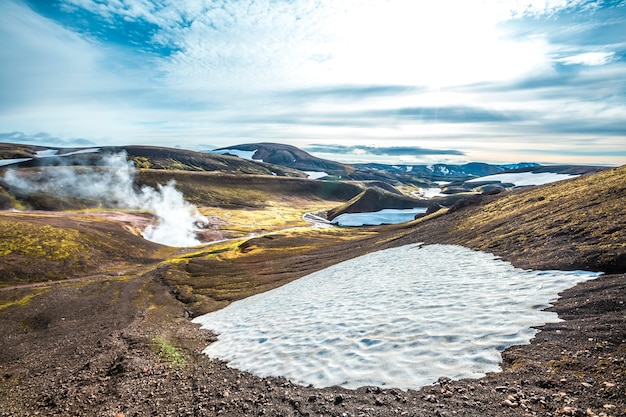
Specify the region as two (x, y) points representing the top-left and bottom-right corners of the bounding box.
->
(0, 287), (48, 311)
(0, 220), (84, 261)
(131, 156), (152, 169)
(0, 220), (82, 261)
(152, 336), (186, 367)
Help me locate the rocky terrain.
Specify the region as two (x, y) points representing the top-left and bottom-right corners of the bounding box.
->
(0, 143), (624, 416)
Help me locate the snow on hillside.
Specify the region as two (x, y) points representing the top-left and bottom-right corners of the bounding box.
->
(212, 149), (259, 161)
(467, 172), (577, 186)
(0, 148), (100, 167)
(303, 171), (329, 179)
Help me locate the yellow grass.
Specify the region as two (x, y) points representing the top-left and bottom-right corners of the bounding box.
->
(0, 219), (84, 260)
(200, 199), (336, 236)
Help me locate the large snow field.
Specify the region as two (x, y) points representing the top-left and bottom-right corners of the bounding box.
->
(193, 244), (600, 390)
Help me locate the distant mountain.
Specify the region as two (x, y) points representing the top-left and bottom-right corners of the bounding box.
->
(1, 142), (610, 203)
(0, 143), (306, 178)
(213, 143), (352, 176)
(354, 162), (541, 180)
(211, 142), (551, 184)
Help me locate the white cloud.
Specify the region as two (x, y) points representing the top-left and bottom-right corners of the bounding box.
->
(151, 0), (564, 89)
(0, 0), (624, 164)
(557, 51), (616, 66)
(47, 0), (607, 90)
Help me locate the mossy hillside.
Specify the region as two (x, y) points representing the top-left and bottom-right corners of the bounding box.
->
(0, 212), (176, 284)
(1, 166), (122, 211)
(0, 143), (49, 160)
(464, 166), (625, 262)
(121, 145), (305, 177)
(0, 219), (84, 260)
(0, 186), (16, 209)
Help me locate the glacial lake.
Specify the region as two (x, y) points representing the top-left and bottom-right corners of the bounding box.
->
(193, 244), (600, 390)
(331, 208), (428, 227)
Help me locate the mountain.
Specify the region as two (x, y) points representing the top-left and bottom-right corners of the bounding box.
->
(355, 161), (541, 180)
(212, 142), (609, 187)
(213, 142), (352, 176)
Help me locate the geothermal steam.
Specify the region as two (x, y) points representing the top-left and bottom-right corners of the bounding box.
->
(2, 152), (207, 247)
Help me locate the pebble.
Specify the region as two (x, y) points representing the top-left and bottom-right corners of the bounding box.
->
(502, 399), (518, 407)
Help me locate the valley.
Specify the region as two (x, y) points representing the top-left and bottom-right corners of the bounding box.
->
(0, 142), (624, 416)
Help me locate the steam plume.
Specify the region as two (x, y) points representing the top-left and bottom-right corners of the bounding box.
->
(2, 152), (207, 247)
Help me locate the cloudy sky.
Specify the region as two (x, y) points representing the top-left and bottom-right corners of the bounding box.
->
(1, 0), (625, 165)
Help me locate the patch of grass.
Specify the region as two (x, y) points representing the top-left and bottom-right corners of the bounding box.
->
(152, 336), (186, 367)
(131, 156), (152, 169)
(201, 200), (338, 237)
(0, 287), (49, 311)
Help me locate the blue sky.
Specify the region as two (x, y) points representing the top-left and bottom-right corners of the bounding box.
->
(0, 0), (625, 165)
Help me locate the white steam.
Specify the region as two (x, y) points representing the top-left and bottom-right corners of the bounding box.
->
(2, 152), (207, 247)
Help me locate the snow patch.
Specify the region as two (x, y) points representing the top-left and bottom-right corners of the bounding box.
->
(194, 244), (600, 390)
(213, 149), (259, 161)
(60, 148), (100, 156)
(413, 188), (445, 199)
(0, 148), (101, 167)
(467, 172), (577, 186)
(303, 171), (329, 179)
(0, 158), (32, 166)
(35, 149), (59, 157)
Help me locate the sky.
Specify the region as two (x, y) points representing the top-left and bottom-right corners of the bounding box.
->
(0, 0), (625, 165)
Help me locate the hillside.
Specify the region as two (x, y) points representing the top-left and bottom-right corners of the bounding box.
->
(0, 211), (176, 284)
(0, 143), (307, 177)
(387, 164), (626, 273)
(326, 186), (428, 220)
(121, 145), (306, 177)
(137, 170), (363, 209)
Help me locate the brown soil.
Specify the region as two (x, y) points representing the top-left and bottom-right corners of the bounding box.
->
(1, 168), (625, 417)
